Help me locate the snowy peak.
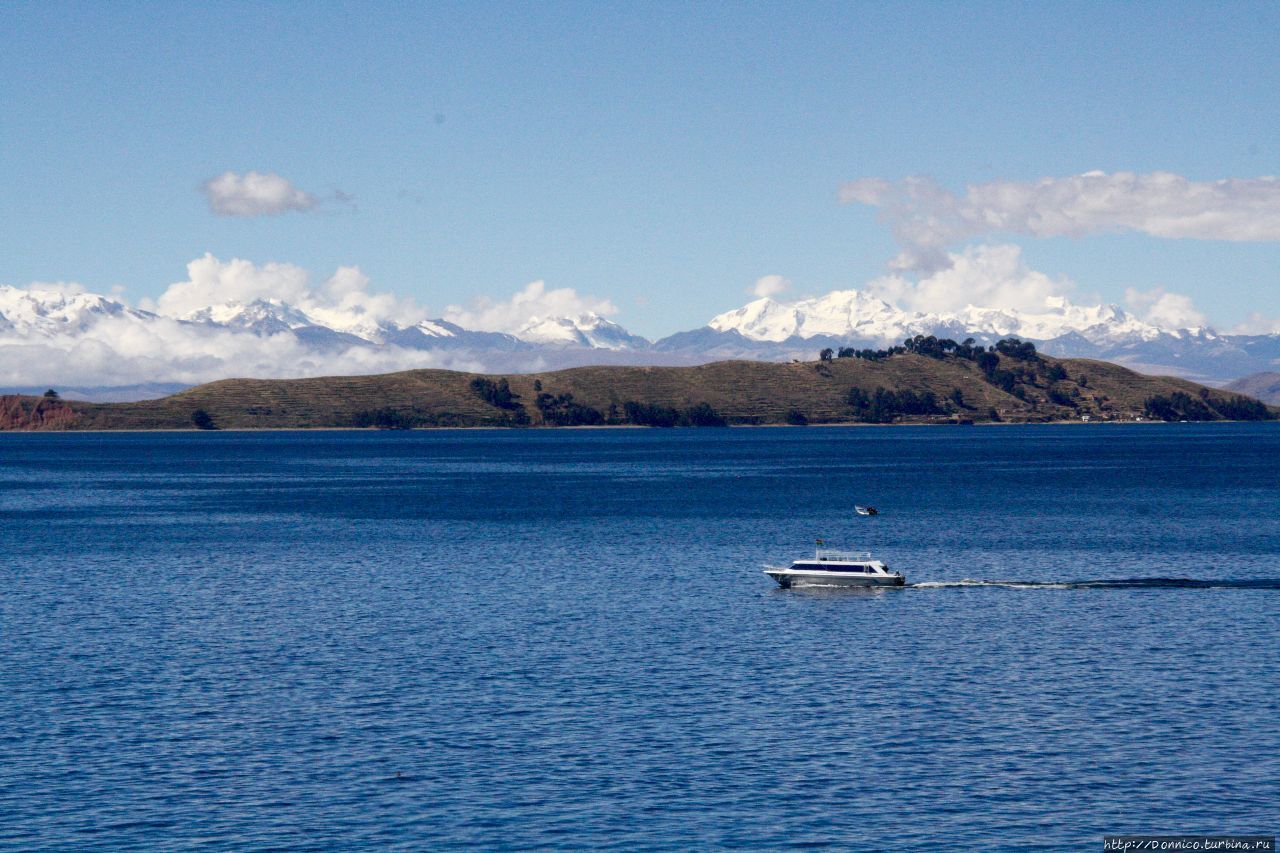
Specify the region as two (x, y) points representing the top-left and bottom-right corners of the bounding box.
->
(708, 288), (1171, 348)
(946, 298), (1161, 344)
(414, 319), (458, 338)
(516, 312), (649, 349)
(0, 285), (149, 336)
(174, 298), (644, 350)
(182, 299), (445, 344)
(3, 280), (1276, 388)
(709, 290), (915, 343)
(182, 299), (317, 335)
(707, 297), (791, 340)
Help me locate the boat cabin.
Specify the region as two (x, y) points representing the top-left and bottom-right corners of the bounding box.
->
(790, 549), (891, 574)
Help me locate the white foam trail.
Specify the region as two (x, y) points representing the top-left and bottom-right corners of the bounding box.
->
(911, 579), (1072, 590)
(908, 578), (1280, 590)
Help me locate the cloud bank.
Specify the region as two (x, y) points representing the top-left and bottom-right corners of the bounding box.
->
(841, 171), (1280, 272)
(201, 171), (318, 217)
(865, 244), (1074, 316)
(1229, 312), (1280, 335)
(0, 256), (453, 388)
(0, 300), (466, 389)
(0, 315), (462, 388)
(149, 254), (428, 334)
(0, 260), (625, 388)
(443, 280), (617, 333)
(1122, 287), (1208, 330)
(861, 243), (1235, 335)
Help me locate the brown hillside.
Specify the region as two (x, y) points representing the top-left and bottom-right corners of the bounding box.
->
(6, 352), (1275, 431)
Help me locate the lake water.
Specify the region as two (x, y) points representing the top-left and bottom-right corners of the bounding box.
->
(2, 425), (1278, 849)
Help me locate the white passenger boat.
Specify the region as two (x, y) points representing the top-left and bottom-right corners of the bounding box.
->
(764, 547), (905, 588)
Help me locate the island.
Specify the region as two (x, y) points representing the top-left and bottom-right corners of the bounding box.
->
(3, 337), (1274, 431)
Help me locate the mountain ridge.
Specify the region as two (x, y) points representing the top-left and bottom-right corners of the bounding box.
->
(2, 283), (1278, 392)
(1225, 371), (1280, 405)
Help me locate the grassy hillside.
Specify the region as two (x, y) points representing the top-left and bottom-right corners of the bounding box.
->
(3, 345), (1275, 431)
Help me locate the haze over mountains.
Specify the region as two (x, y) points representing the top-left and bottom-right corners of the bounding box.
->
(4, 274), (1280, 400)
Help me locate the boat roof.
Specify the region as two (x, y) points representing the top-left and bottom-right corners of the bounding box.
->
(813, 548), (876, 562)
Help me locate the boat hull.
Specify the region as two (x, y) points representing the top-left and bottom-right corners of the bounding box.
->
(764, 569), (906, 589)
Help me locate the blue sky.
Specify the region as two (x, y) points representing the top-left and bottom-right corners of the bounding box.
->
(3, 1), (1279, 337)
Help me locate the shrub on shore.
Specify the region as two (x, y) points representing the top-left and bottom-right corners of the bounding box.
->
(352, 408), (415, 429)
(622, 401), (727, 427)
(1144, 391), (1272, 422)
(535, 393), (604, 426)
(846, 386), (947, 423)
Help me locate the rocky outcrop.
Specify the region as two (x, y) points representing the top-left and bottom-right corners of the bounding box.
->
(0, 396), (80, 430)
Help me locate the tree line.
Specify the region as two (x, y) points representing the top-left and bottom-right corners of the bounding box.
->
(818, 336), (1064, 406)
(845, 386), (949, 423)
(821, 335), (1039, 363)
(466, 378), (729, 428)
(1144, 390), (1273, 422)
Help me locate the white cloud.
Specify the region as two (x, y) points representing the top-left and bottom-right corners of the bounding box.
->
(1123, 287), (1208, 329)
(21, 281), (87, 296)
(443, 280), (617, 333)
(0, 264), (627, 388)
(201, 170), (318, 217)
(842, 171), (1280, 271)
(0, 262), (478, 387)
(0, 310), (474, 388)
(0, 273), (479, 388)
(1229, 312), (1280, 335)
(751, 275), (790, 298)
(1, 260), (630, 388)
(153, 254), (310, 315)
(150, 254), (427, 334)
(866, 243), (1076, 315)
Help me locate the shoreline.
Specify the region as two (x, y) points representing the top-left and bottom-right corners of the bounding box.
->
(1, 419), (1255, 435)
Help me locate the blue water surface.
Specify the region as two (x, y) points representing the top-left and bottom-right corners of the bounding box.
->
(1, 424), (1278, 849)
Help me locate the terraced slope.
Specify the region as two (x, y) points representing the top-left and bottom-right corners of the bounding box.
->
(3, 352), (1274, 430)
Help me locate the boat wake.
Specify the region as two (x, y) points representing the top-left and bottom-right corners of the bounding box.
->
(910, 577), (1280, 591)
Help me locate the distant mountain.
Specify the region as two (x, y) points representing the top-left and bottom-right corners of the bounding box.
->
(0, 285), (156, 335)
(174, 299), (660, 362)
(657, 291), (1277, 384)
(516, 312), (651, 350)
(177, 297), (534, 352)
(0, 384), (190, 403)
(0, 285), (640, 387)
(1224, 372), (1280, 405)
(703, 292), (1162, 345)
(3, 283), (1279, 388)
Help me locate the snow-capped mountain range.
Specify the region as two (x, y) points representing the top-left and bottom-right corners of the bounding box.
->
(678, 291), (1280, 384)
(2, 284), (1278, 397)
(706, 291), (1166, 346)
